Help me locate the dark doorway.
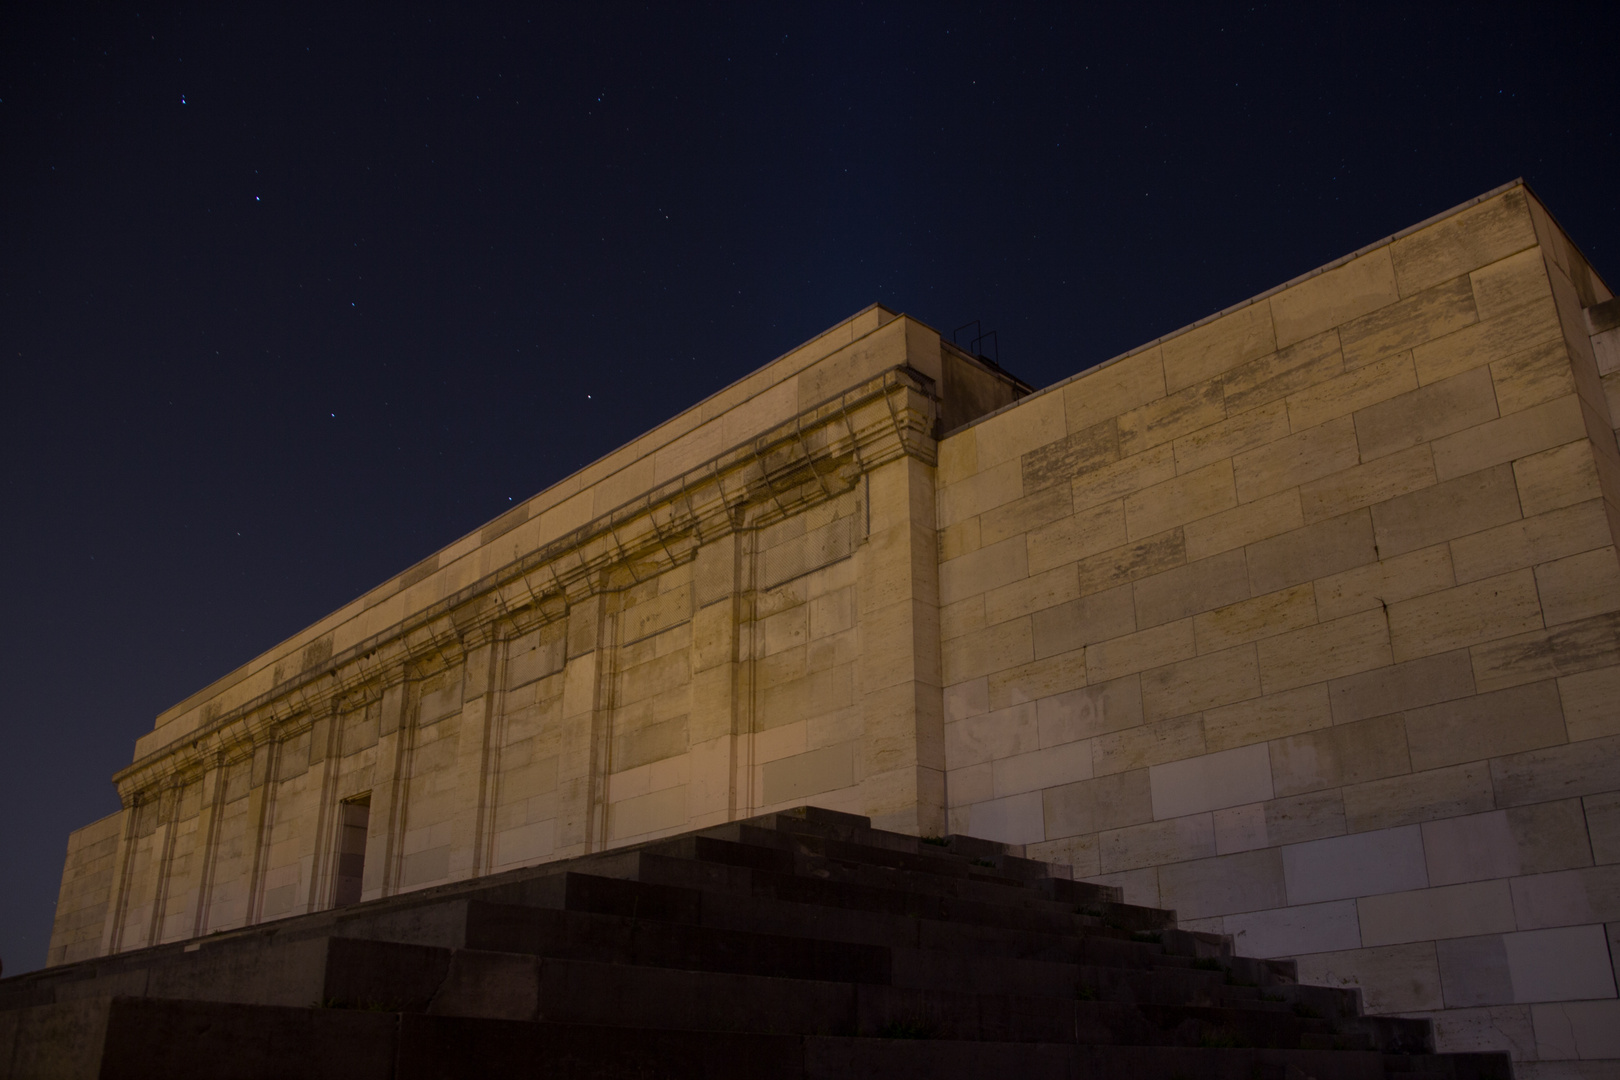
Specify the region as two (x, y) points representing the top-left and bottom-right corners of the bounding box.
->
(332, 795), (371, 907)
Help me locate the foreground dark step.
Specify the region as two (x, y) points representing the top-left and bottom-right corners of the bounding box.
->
(0, 807), (1513, 1079)
(0, 997), (1513, 1080)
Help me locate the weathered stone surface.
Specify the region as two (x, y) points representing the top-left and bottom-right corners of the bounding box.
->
(48, 182), (1620, 1074)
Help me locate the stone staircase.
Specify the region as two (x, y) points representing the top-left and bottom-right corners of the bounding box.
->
(0, 806), (1511, 1079)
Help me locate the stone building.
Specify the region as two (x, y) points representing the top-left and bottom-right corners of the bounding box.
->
(50, 180), (1620, 1073)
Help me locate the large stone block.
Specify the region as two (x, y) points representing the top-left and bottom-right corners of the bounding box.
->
(1269, 713), (1411, 797)
(1099, 814), (1216, 874)
(1264, 790), (1349, 846)
(1490, 734), (1620, 808)
(1025, 498), (1127, 576)
(1092, 713), (1206, 776)
(1281, 825), (1428, 905)
(1270, 248), (1400, 348)
(1340, 275), (1480, 371)
(1402, 680), (1566, 772)
(1192, 583), (1317, 653)
(1148, 744), (1274, 820)
(1450, 499), (1613, 585)
(1031, 583), (1136, 659)
(1172, 398), (1291, 474)
(1358, 880), (1517, 946)
(1041, 768), (1154, 838)
(1509, 867), (1620, 931)
(1286, 350), (1419, 432)
(1355, 367), (1497, 462)
(964, 790), (1046, 845)
(1074, 529), (1188, 598)
(989, 737), (1093, 799)
(1117, 380), (1227, 458)
(1224, 900), (1363, 959)
(972, 482), (1075, 550)
(1315, 544), (1456, 623)
(1342, 762), (1495, 833)
(1019, 419), (1120, 496)
(1035, 675), (1144, 746)
(1183, 488), (1304, 562)
(1220, 328), (1343, 416)
(1204, 684), (1332, 753)
(1532, 999), (1620, 1062)
(1470, 611), (1620, 694)
(938, 536), (1028, 607)
(1328, 648), (1475, 724)
(1504, 924), (1617, 1003)
(1535, 547), (1620, 628)
(1085, 617), (1195, 683)
(1371, 464), (1523, 559)
(1157, 848), (1287, 919)
(1300, 444), (1437, 524)
(983, 564), (1080, 627)
(1413, 290), (1562, 388)
(1162, 300), (1278, 393)
(1255, 608), (1392, 694)
(1493, 338), (1578, 416)
(1233, 415), (1362, 504)
(1062, 346), (1166, 433)
(1124, 460), (1238, 541)
(1388, 569), (1543, 662)
(1390, 187), (1537, 297)
(1430, 394), (1586, 482)
(1141, 645), (1262, 721)
(1246, 510), (1378, 596)
(1515, 439), (1605, 518)
(1071, 443), (1179, 514)
(1294, 941), (1444, 1013)
(1587, 790), (1620, 867)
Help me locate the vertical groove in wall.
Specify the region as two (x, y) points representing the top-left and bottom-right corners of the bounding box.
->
(144, 786), (181, 947)
(101, 797), (142, 954)
(583, 597), (618, 852)
(475, 631), (512, 877)
(189, 752), (229, 937)
(305, 707), (344, 913)
(380, 681), (419, 897)
(243, 739), (282, 925)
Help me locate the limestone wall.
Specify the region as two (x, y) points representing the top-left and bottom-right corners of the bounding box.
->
(49, 178), (1620, 1074)
(935, 183), (1620, 1071)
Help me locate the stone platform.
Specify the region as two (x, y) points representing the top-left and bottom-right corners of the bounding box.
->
(3, 808), (1509, 1078)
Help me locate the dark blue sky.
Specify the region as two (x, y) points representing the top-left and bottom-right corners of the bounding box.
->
(2, 3), (1616, 974)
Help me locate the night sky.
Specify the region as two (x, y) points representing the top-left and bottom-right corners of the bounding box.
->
(2, 4), (1616, 975)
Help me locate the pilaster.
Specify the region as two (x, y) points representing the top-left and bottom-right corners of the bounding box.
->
(855, 452), (945, 836)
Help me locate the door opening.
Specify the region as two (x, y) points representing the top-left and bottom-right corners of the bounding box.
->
(332, 794), (371, 907)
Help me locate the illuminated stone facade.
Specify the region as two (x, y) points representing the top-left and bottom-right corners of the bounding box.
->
(52, 181), (1620, 1072)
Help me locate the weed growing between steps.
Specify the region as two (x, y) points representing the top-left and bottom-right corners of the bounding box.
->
(1197, 1026), (1246, 1049)
(310, 997), (400, 1011)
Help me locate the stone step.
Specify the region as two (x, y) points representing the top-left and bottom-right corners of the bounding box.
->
(329, 869), (1278, 995)
(0, 936), (449, 1014)
(0, 800), (1515, 1078)
(421, 949), (1415, 1052)
(711, 813), (1070, 884)
(666, 827), (1133, 923)
(0, 995), (1506, 1080)
(599, 850), (1163, 938)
